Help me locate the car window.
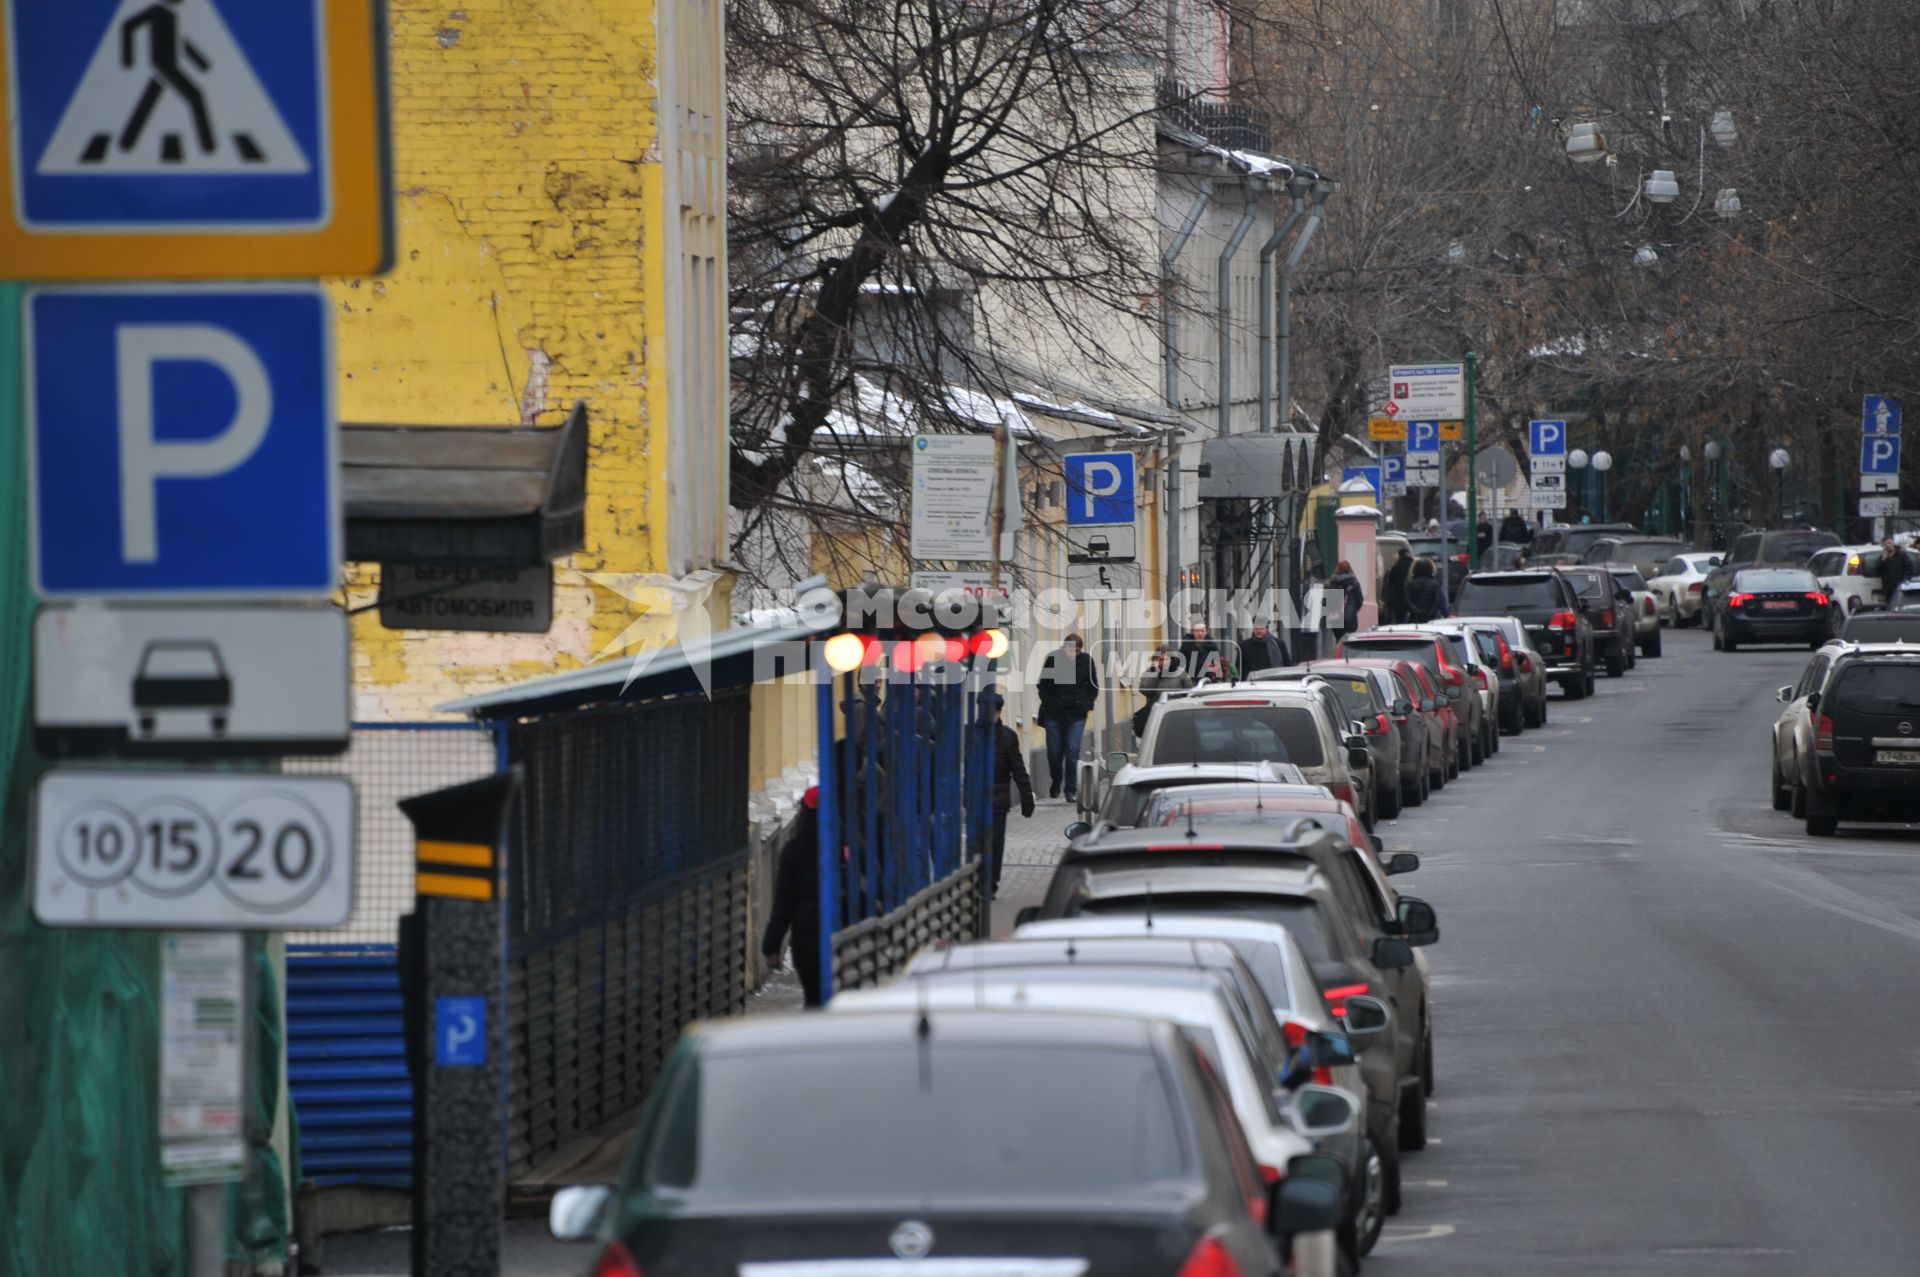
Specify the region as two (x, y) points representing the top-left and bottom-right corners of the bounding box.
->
(1080, 892), (1339, 963)
(1732, 533), (1762, 562)
(1149, 705), (1326, 767)
(1455, 576), (1562, 610)
(1561, 572), (1609, 604)
(1826, 663), (1920, 715)
(660, 1044), (1187, 1195)
(1472, 631), (1502, 665)
(1733, 569), (1818, 593)
(1610, 568), (1649, 590)
(1797, 656), (1829, 699)
(1761, 532), (1840, 562)
(1184, 1036), (1264, 1211)
(1808, 551), (1841, 576)
(1662, 557), (1691, 576)
(1840, 612), (1920, 643)
(1616, 540), (1680, 562)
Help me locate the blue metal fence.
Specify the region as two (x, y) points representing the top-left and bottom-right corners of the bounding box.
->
(286, 944), (412, 1186)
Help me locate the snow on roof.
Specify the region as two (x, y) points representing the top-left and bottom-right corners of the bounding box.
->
(1012, 391), (1121, 424)
(810, 453), (899, 509)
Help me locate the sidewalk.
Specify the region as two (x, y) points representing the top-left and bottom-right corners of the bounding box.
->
(990, 796), (1076, 936)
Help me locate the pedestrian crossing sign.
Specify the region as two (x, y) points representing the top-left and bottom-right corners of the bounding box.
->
(0, 0), (391, 279)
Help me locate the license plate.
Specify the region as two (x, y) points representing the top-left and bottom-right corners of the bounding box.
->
(1762, 600), (1797, 611)
(1875, 749), (1920, 766)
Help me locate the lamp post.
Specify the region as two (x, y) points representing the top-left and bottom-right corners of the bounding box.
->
(1568, 447), (1589, 518)
(1769, 448), (1791, 523)
(1704, 441), (1723, 547)
(1592, 450), (1613, 522)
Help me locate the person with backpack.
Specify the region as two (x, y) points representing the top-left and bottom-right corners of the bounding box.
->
(1327, 559), (1365, 634)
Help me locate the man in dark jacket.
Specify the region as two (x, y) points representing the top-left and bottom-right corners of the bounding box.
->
(761, 790), (823, 1006)
(1405, 557), (1444, 621)
(1239, 619), (1291, 677)
(1132, 646), (1193, 736)
(1327, 560), (1365, 634)
(1383, 548), (1413, 625)
(1036, 634), (1098, 801)
(1500, 510), (1533, 546)
(1877, 537), (1913, 604)
(979, 689), (1035, 898)
(1180, 622), (1228, 683)
(1476, 516), (1496, 558)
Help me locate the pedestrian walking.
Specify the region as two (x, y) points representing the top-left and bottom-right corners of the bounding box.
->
(1180, 621), (1228, 684)
(978, 689), (1035, 898)
(1876, 536), (1913, 604)
(1036, 634), (1099, 801)
(1383, 548), (1413, 625)
(761, 789), (824, 1007)
(1476, 516), (1495, 558)
(1327, 559), (1365, 634)
(1405, 557), (1444, 622)
(1500, 510), (1533, 545)
(1132, 646), (1194, 736)
(1239, 618), (1292, 677)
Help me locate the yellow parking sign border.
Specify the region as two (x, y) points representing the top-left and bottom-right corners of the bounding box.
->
(0, 0), (392, 279)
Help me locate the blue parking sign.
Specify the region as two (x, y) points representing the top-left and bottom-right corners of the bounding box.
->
(27, 285), (337, 599)
(435, 996), (488, 1068)
(1862, 432), (1901, 476)
(1063, 451), (1135, 526)
(1407, 421), (1440, 453)
(1528, 419), (1567, 455)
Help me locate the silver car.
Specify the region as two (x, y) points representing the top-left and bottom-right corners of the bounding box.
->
(1648, 551), (1720, 626)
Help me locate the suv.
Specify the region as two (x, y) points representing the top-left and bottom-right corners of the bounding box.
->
(1135, 688), (1376, 827)
(1772, 644), (1920, 835)
(1582, 535), (1688, 581)
(1071, 760), (1307, 839)
(1453, 570), (1596, 698)
(1704, 528), (1843, 623)
(1556, 565), (1635, 678)
(1249, 666), (1407, 817)
(1335, 630), (1479, 773)
(1414, 625), (1498, 762)
(1529, 522), (1639, 563)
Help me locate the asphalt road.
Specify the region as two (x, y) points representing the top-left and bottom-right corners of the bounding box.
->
(1371, 624), (1920, 1275)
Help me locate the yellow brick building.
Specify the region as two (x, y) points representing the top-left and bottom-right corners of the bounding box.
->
(328, 0), (729, 720)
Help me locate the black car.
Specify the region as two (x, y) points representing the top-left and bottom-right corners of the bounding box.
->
(1711, 567), (1834, 652)
(1788, 646), (1920, 835)
(1453, 570), (1596, 699)
(1528, 521), (1639, 564)
(1703, 528), (1843, 622)
(1582, 535), (1688, 582)
(1556, 565), (1635, 678)
(1839, 610), (1920, 643)
(548, 1009), (1329, 1277)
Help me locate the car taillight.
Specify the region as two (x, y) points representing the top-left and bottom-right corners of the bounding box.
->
(1847, 554), (1863, 576)
(1642, 597), (1655, 616)
(1688, 582), (1705, 594)
(1498, 641), (1514, 671)
(1728, 593), (1754, 608)
(1516, 653), (1532, 672)
(1329, 782), (1353, 805)
(1366, 713), (1389, 736)
(1322, 982), (1368, 1017)
(1452, 552), (1468, 565)
(1815, 713), (1835, 752)
(1550, 610), (1577, 630)
(1601, 610), (1615, 627)
(1806, 592), (1829, 607)
(1177, 1234), (1247, 1277)
(592, 1241), (644, 1277)
(1282, 1019), (1309, 1048)
(1471, 668), (1488, 690)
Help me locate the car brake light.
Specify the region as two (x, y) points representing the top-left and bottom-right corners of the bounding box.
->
(1452, 552), (1468, 564)
(1282, 1019), (1309, 1048)
(1366, 713), (1389, 736)
(592, 1241), (644, 1277)
(1728, 593), (1754, 608)
(1498, 639), (1513, 671)
(1329, 782), (1353, 805)
(1815, 713), (1835, 752)
(1146, 843), (1226, 852)
(1601, 610), (1615, 627)
(1805, 592), (1829, 607)
(1323, 982), (1368, 1017)
(1642, 597), (1655, 616)
(1177, 1234), (1247, 1277)
(1688, 582), (1705, 594)
(1471, 668), (1488, 690)
(1200, 699), (1272, 707)
(1516, 652), (1532, 672)
(1549, 610), (1577, 631)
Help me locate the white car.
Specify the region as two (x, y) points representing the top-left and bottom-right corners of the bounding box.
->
(1807, 543), (1920, 615)
(1648, 551), (1720, 626)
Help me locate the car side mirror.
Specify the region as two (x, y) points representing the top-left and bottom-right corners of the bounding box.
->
(1340, 995), (1392, 1041)
(1303, 1029), (1356, 1069)
(1370, 936), (1414, 970)
(1104, 751), (1130, 772)
(1392, 698), (1412, 716)
(1806, 691), (1820, 712)
(1014, 906), (1041, 927)
(549, 1184), (614, 1242)
(1346, 746), (1371, 770)
(1348, 720), (1370, 738)
(1369, 831), (1385, 856)
(1385, 851), (1419, 875)
(1284, 1083), (1360, 1140)
(1776, 685), (1794, 704)
(1273, 1161), (1342, 1237)
(1398, 897), (1439, 946)
(1421, 698), (1436, 712)
(1445, 685), (1462, 701)
(1064, 821), (1092, 841)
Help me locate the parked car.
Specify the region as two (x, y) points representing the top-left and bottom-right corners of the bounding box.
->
(1528, 521), (1639, 563)
(1606, 566), (1663, 658)
(1485, 541), (1530, 569)
(1341, 656), (1456, 791)
(1450, 615), (1550, 728)
(1839, 610), (1920, 643)
(1710, 567), (1834, 652)
(1029, 847), (1439, 1168)
(1336, 629), (1478, 773)
(548, 1009), (1323, 1277)
(1452, 570), (1596, 699)
(1704, 528), (1843, 624)
(1556, 565), (1635, 677)
(1133, 687), (1376, 827)
(1771, 644), (1920, 835)
(1301, 661), (1434, 808)
(1249, 666), (1407, 817)
(1648, 551), (1720, 626)
(1071, 760), (1308, 840)
(1582, 535), (1689, 581)
(897, 939), (1383, 1255)
(1419, 622), (1506, 753)
(1807, 543), (1920, 615)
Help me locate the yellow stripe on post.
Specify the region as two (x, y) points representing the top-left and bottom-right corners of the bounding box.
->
(417, 872), (494, 902)
(417, 840), (494, 869)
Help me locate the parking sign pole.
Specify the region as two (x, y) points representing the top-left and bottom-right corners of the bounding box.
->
(1465, 352), (1479, 570)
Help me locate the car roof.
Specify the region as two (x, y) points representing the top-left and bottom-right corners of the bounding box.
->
(908, 936), (1248, 975)
(689, 1006), (1165, 1056)
(1021, 913), (1315, 962)
(1072, 824), (1345, 856)
(1077, 861), (1325, 899)
(832, 971), (1240, 1025)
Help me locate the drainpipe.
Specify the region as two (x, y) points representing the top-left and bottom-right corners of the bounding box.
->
(1274, 179), (1331, 440)
(1258, 176), (1309, 435)
(1215, 182), (1260, 439)
(1162, 177), (1213, 633)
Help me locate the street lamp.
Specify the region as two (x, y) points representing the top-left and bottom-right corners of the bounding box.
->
(1565, 122), (1608, 163)
(1770, 448), (1791, 521)
(1592, 450), (1613, 521)
(1568, 448), (1589, 515)
(1633, 244), (1660, 268)
(1645, 170), (1680, 204)
(1710, 109), (1739, 149)
(1714, 188), (1742, 219)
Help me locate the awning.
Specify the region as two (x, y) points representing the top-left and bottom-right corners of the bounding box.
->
(1197, 432), (1318, 498)
(342, 401), (588, 567)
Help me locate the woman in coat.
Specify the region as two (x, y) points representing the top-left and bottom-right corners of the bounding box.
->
(1327, 559), (1365, 634)
(1404, 556), (1444, 622)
